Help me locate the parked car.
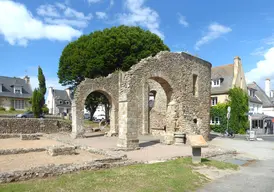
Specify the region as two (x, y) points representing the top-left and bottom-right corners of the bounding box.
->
(94, 114), (105, 121)
(84, 113), (91, 119)
(16, 112), (44, 118)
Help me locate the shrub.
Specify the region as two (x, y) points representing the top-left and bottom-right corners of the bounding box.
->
(9, 107), (15, 111)
(0, 107), (5, 111)
(42, 105), (49, 114)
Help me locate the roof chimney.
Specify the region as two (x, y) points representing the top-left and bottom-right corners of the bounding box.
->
(23, 76), (30, 84)
(65, 88), (71, 99)
(265, 78), (271, 97)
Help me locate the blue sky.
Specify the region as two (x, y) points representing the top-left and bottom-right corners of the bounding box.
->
(0, 0), (274, 91)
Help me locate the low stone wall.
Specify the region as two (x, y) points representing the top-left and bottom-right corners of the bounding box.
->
(0, 158), (135, 183)
(0, 118), (71, 134)
(0, 134), (20, 139)
(0, 148), (46, 155)
(47, 146), (76, 156)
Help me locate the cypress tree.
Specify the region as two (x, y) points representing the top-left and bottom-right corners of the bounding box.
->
(32, 89), (43, 118)
(38, 66), (46, 105)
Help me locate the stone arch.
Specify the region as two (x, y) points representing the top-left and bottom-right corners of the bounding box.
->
(117, 52), (212, 149)
(145, 76), (174, 135)
(71, 74), (119, 138)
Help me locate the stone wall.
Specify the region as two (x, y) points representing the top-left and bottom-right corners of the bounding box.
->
(148, 79), (167, 134)
(0, 118), (71, 134)
(119, 51), (212, 146)
(73, 51), (212, 149)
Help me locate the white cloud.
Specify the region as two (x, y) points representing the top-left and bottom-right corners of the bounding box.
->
(250, 46), (267, 56)
(118, 0), (164, 39)
(63, 7), (92, 20)
(96, 12), (107, 19)
(37, 3), (92, 29)
(0, 0), (82, 46)
(195, 23), (232, 50)
(87, 0), (103, 3)
(178, 13), (188, 27)
(45, 18), (89, 28)
(246, 47), (274, 87)
(37, 4), (60, 17)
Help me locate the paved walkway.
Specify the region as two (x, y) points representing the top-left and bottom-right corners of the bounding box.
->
(198, 137), (274, 192)
(209, 137), (274, 160)
(198, 159), (274, 192)
(47, 133), (234, 162)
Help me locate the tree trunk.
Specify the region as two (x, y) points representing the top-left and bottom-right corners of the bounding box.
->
(104, 103), (110, 120)
(88, 105), (98, 121)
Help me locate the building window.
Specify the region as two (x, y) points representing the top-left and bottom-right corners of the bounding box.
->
(14, 88), (21, 94)
(193, 74), (198, 97)
(14, 100), (25, 109)
(65, 101), (70, 105)
(59, 100), (63, 104)
(148, 90), (156, 108)
(211, 97), (218, 106)
(210, 116), (220, 125)
(212, 79), (220, 87)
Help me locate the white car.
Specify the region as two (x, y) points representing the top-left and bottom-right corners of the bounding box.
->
(95, 114), (105, 121)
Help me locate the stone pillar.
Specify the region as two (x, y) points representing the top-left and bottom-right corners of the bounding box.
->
(163, 100), (177, 144)
(192, 148), (202, 164)
(107, 105), (118, 136)
(142, 82), (149, 135)
(71, 100), (84, 139)
(117, 101), (139, 149)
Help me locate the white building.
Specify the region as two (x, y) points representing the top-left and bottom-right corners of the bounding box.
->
(46, 87), (72, 115)
(247, 84), (263, 114)
(84, 104), (106, 119)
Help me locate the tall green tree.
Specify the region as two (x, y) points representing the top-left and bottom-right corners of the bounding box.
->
(32, 89), (43, 118)
(38, 66), (46, 105)
(58, 25), (170, 117)
(228, 87), (249, 134)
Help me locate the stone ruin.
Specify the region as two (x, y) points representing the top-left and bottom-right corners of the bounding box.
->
(71, 51), (212, 149)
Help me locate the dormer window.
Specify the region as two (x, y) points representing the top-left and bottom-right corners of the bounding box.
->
(59, 100), (63, 104)
(65, 101), (70, 105)
(14, 87), (22, 94)
(212, 79), (221, 87)
(248, 89), (256, 97)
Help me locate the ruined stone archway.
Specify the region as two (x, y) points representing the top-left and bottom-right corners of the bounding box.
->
(117, 52), (212, 149)
(72, 52), (212, 150)
(71, 74), (120, 138)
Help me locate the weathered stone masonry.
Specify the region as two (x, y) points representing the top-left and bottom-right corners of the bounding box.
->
(72, 51), (212, 149)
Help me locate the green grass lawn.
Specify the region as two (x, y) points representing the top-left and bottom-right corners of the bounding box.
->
(0, 110), (24, 115)
(0, 157), (238, 192)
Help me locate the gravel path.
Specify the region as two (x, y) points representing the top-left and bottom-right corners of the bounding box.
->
(0, 150), (105, 172)
(0, 138), (65, 150)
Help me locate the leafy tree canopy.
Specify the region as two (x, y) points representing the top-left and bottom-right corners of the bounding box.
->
(228, 87), (249, 134)
(58, 25), (170, 87)
(210, 87), (249, 134)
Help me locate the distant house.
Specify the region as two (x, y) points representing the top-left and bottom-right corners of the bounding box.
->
(246, 80), (274, 132)
(211, 56), (247, 106)
(0, 76), (32, 110)
(248, 80), (274, 117)
(46, 87), (72, 115)
(210, 56), (247, 125)
(247, 83), (263, 114)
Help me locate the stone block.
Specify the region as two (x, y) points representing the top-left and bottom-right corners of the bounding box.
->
(174, 132), (186, 145)
(20, 134), (42, 140)
(162, 134), (174, 145)
(47, 145), (76, 156)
